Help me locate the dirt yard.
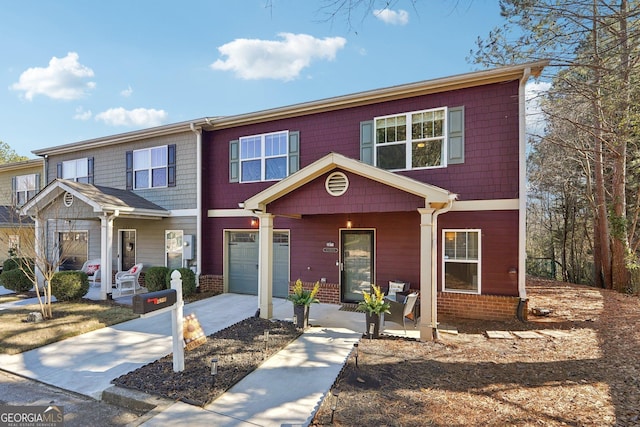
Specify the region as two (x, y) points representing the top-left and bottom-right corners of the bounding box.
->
(311, 278), (640, 426)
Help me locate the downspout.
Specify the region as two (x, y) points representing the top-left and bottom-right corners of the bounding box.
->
(430, 195), (456, 340)
(517, 67), (532, 320)
(190, 123), (202, 286)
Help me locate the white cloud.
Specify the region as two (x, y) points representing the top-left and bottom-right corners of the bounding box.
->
(73, 106), (92, 121)
(374, 9), (409, 25)
(95, 107), (168, 127)
(120, 85), (133, 97)
(10, 52), (95, 101)
(526, 80), (551, 137)
(211, 33), (347, 81)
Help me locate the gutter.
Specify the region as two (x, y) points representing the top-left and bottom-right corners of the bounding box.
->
(518, 67), (532, 308)
(430, 194), (456, 340)
(190, 123), (202, 285)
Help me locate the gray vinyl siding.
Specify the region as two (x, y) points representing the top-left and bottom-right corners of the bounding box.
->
(113, 216), (197, 271)
(45, 130), (197, 211)
(0, 162), (44, 206)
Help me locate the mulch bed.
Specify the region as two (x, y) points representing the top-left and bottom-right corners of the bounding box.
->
(311, 278), (640, 426)
(111, 278), (640, 425)
(112, 317), (301, 406)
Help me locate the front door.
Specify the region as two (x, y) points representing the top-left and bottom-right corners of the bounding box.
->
(120, 230), (136, 271)
(341, 229), (375, 303)
(58, 231), (88, 271)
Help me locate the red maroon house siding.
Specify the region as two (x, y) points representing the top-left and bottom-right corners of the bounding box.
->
(200, 76), (526, 321)
(201, 80), (521, 213)
(268, 171), (425, 216)
(438, 210), (519, 296)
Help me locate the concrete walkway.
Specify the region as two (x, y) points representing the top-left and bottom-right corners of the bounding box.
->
(0, 287), (420, 426)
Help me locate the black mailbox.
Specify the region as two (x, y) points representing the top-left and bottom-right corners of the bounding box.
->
(133, 289), (177, 314)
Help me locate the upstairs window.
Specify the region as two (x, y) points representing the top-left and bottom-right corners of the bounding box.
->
(240, 131), (288, 182)
(14, 173), (37, 205)
(442, 229), (481, 294)
(126, 145), (176, 190)
(59, 158), (92, 183)
(229, 131), (300, 183)
(133, 146), (168, 189)
(375, 107), (447, 170)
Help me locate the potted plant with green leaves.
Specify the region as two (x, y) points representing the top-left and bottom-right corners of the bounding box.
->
(357, 284), (391, 338)
(287, 279), (320, 329)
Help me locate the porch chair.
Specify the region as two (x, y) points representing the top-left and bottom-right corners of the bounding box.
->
(383, 292), (419, 333)
(384, 280), (410, 299)
(80, 259), (101, 287)
(114, 263), (143, 297)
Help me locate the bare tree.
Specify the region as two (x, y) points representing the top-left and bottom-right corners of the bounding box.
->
(472, 0), (640, 292)
(1, 201), (90, 319)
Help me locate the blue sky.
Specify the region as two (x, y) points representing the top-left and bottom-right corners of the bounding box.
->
(1, 1), (520, 159)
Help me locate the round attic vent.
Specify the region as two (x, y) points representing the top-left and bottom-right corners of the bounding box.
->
(325, 172), (349, 196)
(63, 192), (74, 207)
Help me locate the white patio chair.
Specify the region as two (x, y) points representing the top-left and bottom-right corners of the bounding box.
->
(114, 263), (143, 297)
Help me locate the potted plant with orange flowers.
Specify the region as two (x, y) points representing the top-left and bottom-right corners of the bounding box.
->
(357, 284), (391, 338)
(287, 279), (320, 329)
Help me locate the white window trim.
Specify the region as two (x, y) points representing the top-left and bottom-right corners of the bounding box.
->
(165, 229), (184, 269)
(133, 145), (169, 190)
(118, 229), (137, 272)
(239, 130), (289, 183)
(374, 106), (448, 171)
(62, 158), (90, 182)
(15, 173), (36, 204)
(442, 229), (481, 295)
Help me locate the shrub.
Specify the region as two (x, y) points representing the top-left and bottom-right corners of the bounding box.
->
(166, 268), (197, 297)
(51, 271), (89, 301)
(144, 266), (170, 292)
(3, 257), (34, 273)
(0, 268), (33, 293)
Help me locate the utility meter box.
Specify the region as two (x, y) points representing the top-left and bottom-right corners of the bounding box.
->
(183, 235), (194, 260)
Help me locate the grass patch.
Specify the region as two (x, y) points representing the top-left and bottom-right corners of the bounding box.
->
(0, 300), (139, 355)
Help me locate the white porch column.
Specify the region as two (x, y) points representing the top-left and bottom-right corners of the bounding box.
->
(418, 207), (437, 341)
(257, 213), (274, 319)
(100, 212), (117, 300)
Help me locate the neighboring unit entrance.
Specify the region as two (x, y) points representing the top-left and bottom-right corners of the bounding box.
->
(119, 230), (136, 271)
(59, 231), (88, 271)
(341, 229), (375, 303)
(227, 231), (290, 297)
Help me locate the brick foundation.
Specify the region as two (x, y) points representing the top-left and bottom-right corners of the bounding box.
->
(198, 274), (224, 294)
(437, 291), (527, 321)
(209, 277), (525, 322)
(288, 280), (341, 305)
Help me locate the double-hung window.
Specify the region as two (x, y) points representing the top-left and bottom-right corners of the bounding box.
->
(239, 131), (288, 182)
(61, 158), (91, 183)
(133, 146), (168, 189)
(126, 145), (175, 190)
(14, 174), (37, 205)
(442, 229), (481, 294)
(375, 107), (447, 170)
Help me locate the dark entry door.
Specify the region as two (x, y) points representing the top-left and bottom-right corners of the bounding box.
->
(341, 230), (375, 302)
(120, 230), (136, 271)
(59, 231), (88, 271)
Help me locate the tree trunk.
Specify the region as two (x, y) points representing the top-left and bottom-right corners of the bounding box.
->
(610, 0), (632, 292)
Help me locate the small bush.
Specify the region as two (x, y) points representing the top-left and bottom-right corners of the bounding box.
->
(51, 271), (89, 301)
(0, 268), (33, 293)
(3, 258), (20, 272)
(3, 257), (34, 273)
(144, 266), (170, 292)
(166, 268), (197, 297)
